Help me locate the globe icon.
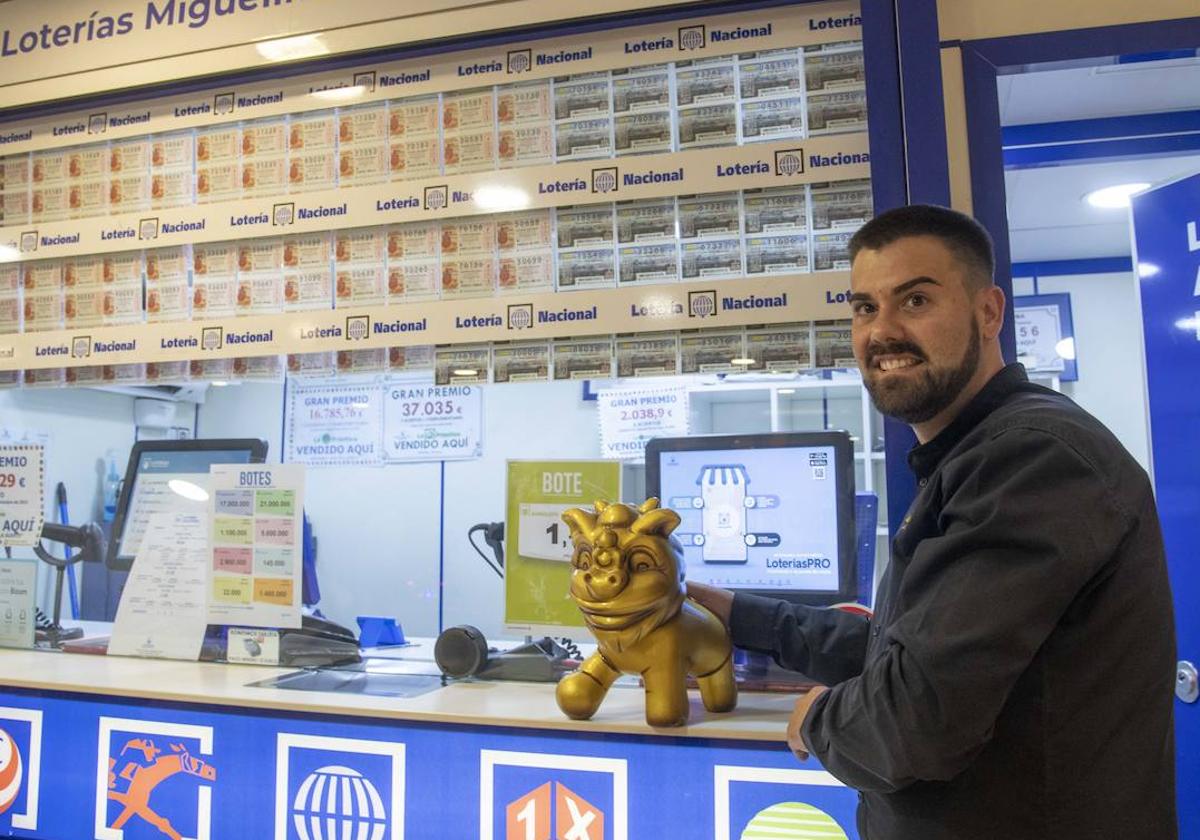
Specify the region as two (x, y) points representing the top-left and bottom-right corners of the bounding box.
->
(740, 801), (848, 839)
(291, 765), (387, 840)
(777, 154), (803, 176)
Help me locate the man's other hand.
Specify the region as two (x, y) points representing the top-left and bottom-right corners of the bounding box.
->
(686, 581), (734, 628)
(787, 685), (829, 761)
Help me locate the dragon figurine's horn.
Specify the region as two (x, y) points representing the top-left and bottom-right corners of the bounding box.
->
(630, 506), (681, 537)
(562, 507), (597, 539)
(639, 498), (661, 513)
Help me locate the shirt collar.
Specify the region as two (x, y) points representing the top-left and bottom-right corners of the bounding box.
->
(907, 363), (1030, 479)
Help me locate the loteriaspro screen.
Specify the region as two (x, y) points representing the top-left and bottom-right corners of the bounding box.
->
(655, 445), (841, 592)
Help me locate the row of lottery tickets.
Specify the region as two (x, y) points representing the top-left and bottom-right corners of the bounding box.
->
(1, 321), (855, 388)
(0, 44), (866, 225)
(0, 181), (872, 333)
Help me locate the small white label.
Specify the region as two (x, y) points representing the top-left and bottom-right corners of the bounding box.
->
(226, 627), (281, 665)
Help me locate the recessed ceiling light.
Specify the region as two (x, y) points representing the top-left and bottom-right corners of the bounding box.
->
(256, 34), (329, 62)
(452, 368), (478, 377)
(1084, 182), (1150, 209)
(210, 380), (229, 387)
(309, 85), (367, 102)
(730, 357), (756, 366)
(473, 185), (530, 212)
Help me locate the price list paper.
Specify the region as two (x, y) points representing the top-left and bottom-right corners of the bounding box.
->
(208, 464), (305, 629)
(0, 445), (44, 547)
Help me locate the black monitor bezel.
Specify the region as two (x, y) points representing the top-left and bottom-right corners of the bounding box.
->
(644, 431), (857, 606)
(105, 438), (268, 571)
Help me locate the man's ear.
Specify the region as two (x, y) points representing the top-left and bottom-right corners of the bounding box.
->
(978, 285), (1006, 340)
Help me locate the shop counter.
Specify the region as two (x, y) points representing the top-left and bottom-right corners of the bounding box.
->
(0, 642), (862, 839)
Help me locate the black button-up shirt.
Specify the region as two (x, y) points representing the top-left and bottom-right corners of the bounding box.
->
(730, 364), (1177, 839)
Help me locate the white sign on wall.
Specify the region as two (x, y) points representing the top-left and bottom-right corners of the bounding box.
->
(596, 383), (689, 461)
(285, 381), (384, 467)
(0, 445), (44, 547)
(382, 383), (483, 462)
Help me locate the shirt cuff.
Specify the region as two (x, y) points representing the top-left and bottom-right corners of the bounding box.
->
(729, 591), (785, 654)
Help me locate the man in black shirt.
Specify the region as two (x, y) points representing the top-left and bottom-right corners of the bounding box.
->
(689, 205), (1177, 839)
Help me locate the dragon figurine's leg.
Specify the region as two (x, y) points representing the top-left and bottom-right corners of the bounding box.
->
(642, 659), (689, 727)
(696, 649), (737, 713)
(556, 652), (620, 720)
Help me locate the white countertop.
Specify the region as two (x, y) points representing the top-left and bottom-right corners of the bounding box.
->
(0, 636), (799, 744)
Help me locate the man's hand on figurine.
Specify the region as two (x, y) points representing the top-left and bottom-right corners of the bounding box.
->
(685, 581), (734, 629)
(787, 686), (829, 762)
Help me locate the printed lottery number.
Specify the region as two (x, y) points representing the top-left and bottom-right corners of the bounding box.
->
(399, 400), (461, 418)
(308, 406), (369, 421)
(620, 407), (671, 421)
(0, 474), (26, 488)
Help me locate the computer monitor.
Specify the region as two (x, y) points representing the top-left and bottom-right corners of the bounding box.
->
(106, 438), (268, 571)
(644, 431), (856, 606)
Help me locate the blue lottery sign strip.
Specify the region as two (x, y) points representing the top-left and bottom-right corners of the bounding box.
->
(0, 688), (858, 839)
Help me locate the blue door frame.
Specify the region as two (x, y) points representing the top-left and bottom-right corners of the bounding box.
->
(952, 16), (1200, 837)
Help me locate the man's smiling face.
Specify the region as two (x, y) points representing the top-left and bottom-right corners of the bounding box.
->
(849, 235), (984, 426)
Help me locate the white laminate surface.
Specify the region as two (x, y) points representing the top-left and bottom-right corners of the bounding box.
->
(0, 640), (798, 744)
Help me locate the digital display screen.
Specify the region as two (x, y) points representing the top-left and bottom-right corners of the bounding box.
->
(655, 445), (841, 592)
(116, 449), (254, 561)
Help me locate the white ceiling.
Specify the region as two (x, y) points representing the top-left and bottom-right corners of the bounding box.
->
(998, 57), (1200, 264)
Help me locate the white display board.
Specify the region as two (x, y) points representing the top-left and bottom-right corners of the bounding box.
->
(597, 383), (690, 460)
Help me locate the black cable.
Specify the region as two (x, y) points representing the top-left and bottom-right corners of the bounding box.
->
(557, 637), (582, 659)
(468, 526), (503, 578)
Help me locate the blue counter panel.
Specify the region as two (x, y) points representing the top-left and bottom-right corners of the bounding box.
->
(0, 688), (859, 839)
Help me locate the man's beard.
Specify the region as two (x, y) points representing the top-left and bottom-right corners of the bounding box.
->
(863, 319), (981, 424)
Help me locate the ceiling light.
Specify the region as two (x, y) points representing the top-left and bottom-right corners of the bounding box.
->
(210, 380), (229, 387)
(1084, 182), (1150, 209)
(309, 85), (367, 102)
(473, 185), (530, 212)
(452, 368), (478, 377)
(1054, 337), (1076, 360)
(167, 479), (209, 502)
(730, 357), (756, 366)
(256, 34), (329, 62)
(1137, 262), (1161, 278)
(778, 388), (796, 394)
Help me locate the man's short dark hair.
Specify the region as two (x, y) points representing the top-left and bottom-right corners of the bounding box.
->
(849, 204), (996, 289)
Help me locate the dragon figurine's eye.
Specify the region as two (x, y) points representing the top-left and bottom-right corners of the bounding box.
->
(629, 549), (657, 573)
(575, 548), (592, 570)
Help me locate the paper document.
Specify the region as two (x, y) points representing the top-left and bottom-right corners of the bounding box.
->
(109, 511), (210, 661)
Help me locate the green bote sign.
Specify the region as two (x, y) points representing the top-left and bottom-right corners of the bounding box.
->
(505, 460), (621, 632)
